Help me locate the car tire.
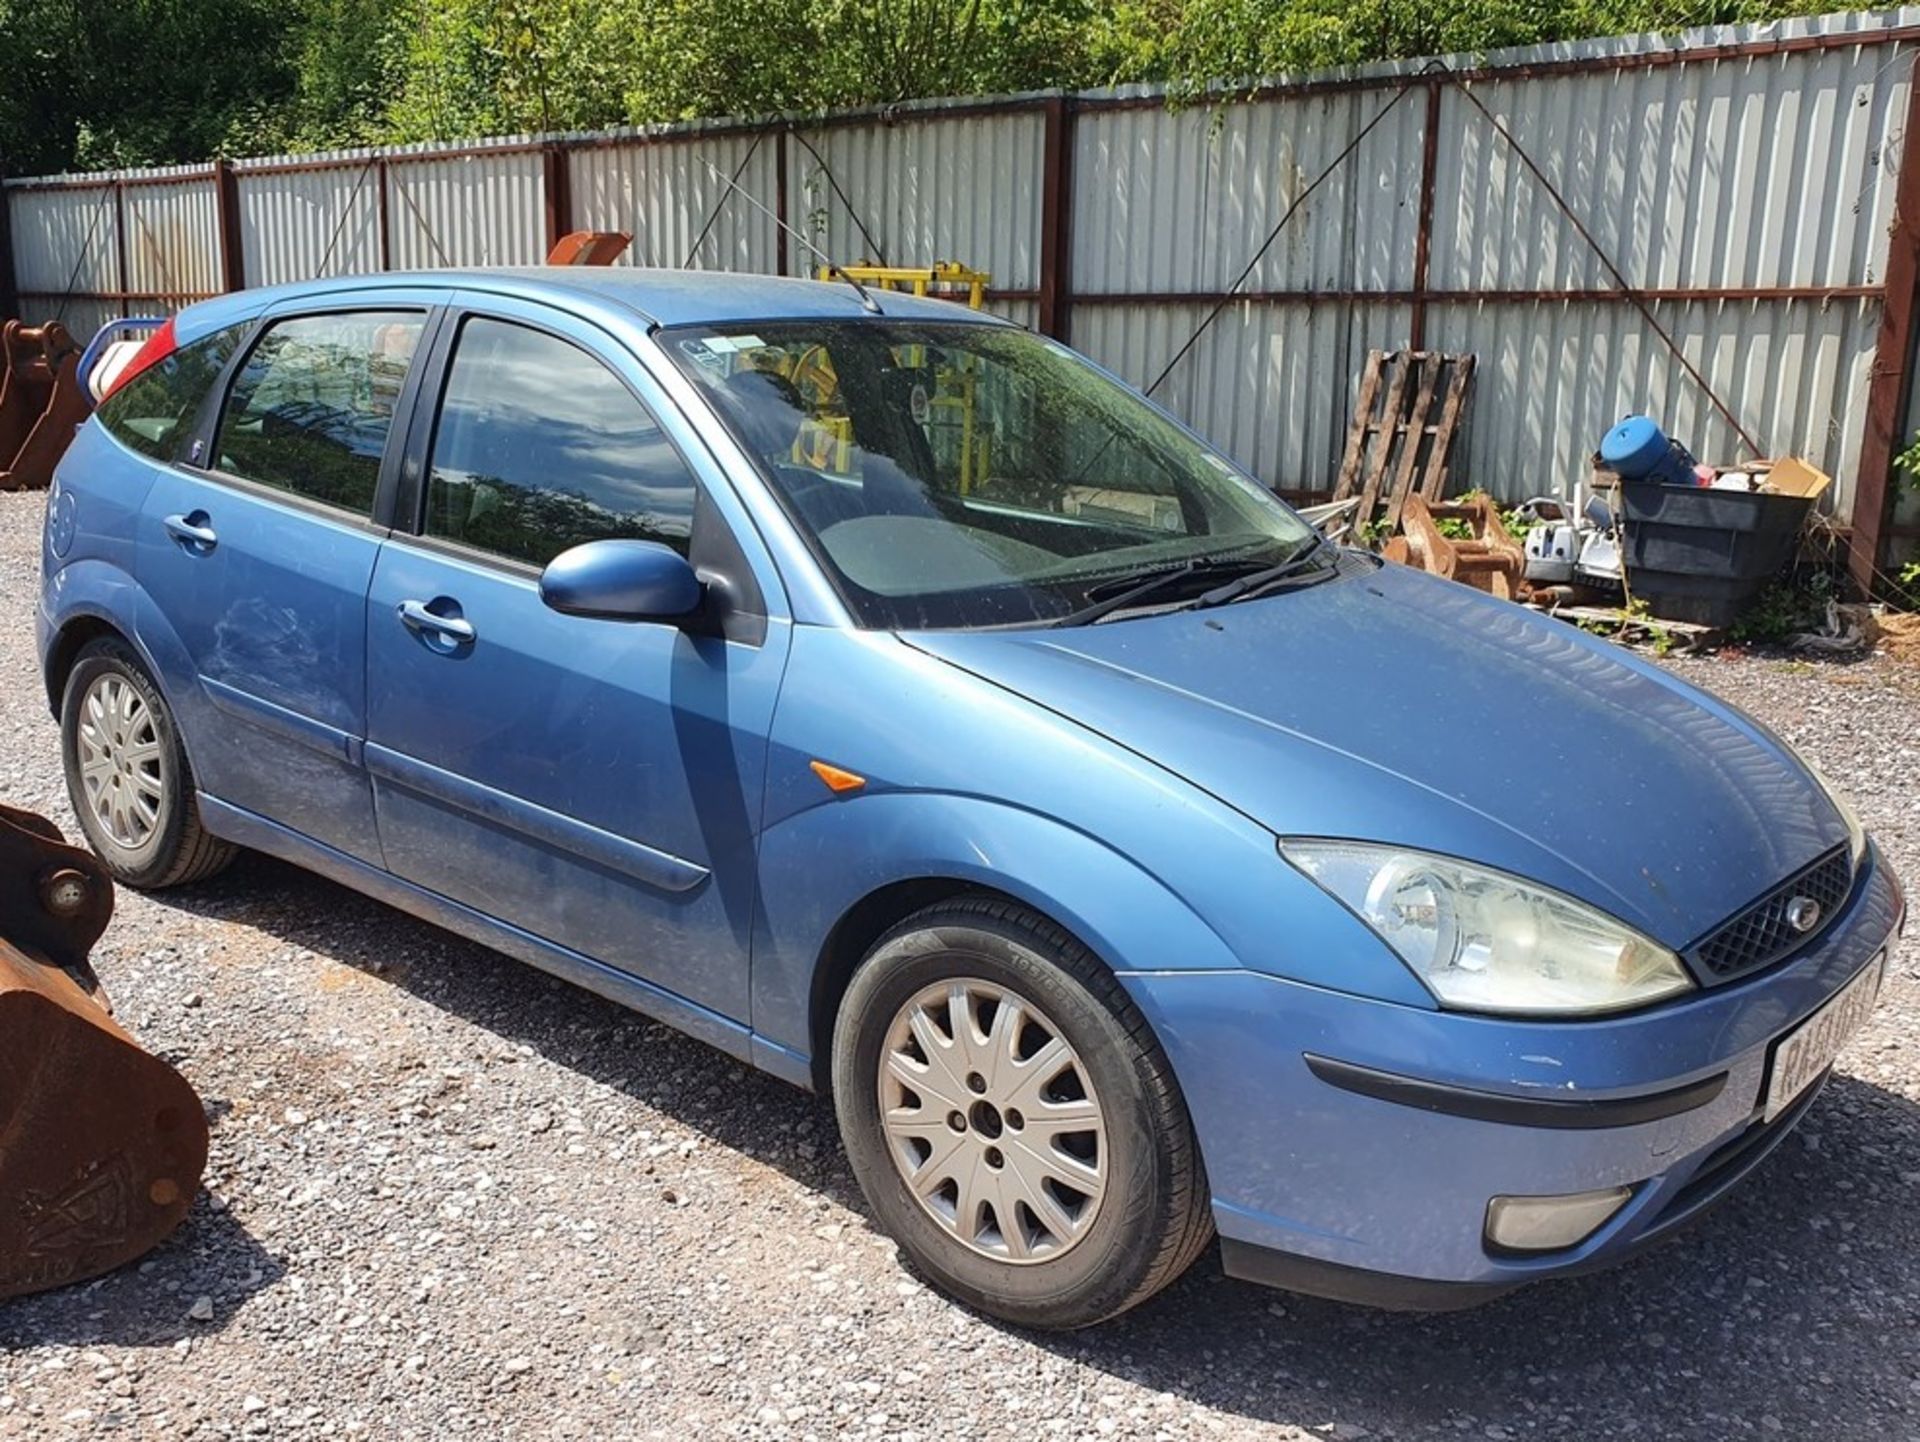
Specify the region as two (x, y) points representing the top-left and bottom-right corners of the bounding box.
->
(60, 637), (237, 889)
(833, 896), (1213, 1329)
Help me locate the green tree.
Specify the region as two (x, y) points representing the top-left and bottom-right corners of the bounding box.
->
(0, 0), (299, 173)
(0, 0), (1888, 176)
(382, 0), (646, 139)
(617, 0), (829, 122)
(273, 0), (412, 150)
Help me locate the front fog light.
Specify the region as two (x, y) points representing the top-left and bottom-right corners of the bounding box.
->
(1484, 1186), (1632, 1254)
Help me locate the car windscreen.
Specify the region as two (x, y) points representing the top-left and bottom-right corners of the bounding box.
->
(661, 320), (1317, 630)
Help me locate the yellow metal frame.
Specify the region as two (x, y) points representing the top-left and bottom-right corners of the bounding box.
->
(816, 261), (990, 310)
(814, 262), (993, 492)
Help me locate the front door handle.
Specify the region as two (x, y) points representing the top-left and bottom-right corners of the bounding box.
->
(397, 598), (476, 647)
(163, 512), (218, 551)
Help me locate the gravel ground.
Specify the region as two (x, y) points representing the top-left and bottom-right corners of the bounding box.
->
(2, 484), (1917, 1442)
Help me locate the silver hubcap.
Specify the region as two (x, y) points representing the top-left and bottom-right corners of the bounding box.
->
(77, 674), (165, 851)
(878, 978), (1107, 1264)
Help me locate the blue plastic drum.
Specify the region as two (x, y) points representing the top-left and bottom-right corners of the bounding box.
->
(1601, 415), (1696, 486)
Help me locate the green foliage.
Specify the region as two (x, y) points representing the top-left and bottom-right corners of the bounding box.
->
(0, 0), (1883, 174)
(1450, 489), (1533, 541)
(1894, 429), (1920, 496)
(1895, 560), (1920, 610)
(380, 0), (649, 141)
(277, 0), (415, 148)
(1728, 571), (1836, 645)
(1578, 596), (1677, 656)
(0, 0), (300, 174)
(1623, 597), (1678, 657)
(1873, 435), (1919, 606)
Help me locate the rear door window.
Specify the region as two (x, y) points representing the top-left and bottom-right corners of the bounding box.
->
(421, 316), (699, 567)
(95, 322), (249, 462)
(215, 312), (424, 517)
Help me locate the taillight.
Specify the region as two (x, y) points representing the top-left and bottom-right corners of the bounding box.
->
(99, 317), (178, 400)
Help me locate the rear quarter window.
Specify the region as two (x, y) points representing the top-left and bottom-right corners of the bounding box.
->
(94, 323), (250, 462)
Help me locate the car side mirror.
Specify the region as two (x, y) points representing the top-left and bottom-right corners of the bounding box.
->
(539, 539), (704, 623)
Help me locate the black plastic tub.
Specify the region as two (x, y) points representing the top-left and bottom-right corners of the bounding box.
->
(1617, 481), (1813, 627)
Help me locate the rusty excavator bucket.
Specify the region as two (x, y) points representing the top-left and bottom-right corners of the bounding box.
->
(0, 803), (208, 1299)
(546, 230), (632, 266)
(0, 320), (90, 492)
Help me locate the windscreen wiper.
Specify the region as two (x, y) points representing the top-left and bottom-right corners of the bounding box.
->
(1048, 556), (1267, 628)
(1188, 535), (1338, 610)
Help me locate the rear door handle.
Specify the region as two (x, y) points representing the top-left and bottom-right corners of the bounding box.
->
(397, 598), (476, 646)
(163, 513), (218, 550)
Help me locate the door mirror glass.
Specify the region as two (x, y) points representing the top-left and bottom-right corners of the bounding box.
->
(539, 539), (704, 622)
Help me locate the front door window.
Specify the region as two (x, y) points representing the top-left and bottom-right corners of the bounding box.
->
(424, 317), (699, 566)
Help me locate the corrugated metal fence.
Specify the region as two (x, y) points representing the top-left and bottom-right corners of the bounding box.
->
(7, 8), (1920, 579)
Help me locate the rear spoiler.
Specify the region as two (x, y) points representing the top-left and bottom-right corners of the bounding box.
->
(76, 317), (169, 405)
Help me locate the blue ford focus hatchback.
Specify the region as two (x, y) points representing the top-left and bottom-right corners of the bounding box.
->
(39, 269), (1904, 1327)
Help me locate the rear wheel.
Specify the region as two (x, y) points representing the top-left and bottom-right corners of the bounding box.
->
(60, 638), (236, 889)
(833, 897), (1213, 1328)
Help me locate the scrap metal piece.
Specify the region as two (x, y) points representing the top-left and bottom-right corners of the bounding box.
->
(546, 230), (633, 266)
(0, 322), (90, 492)
(1390, 493), (1528, 601)
(0, 804), (208, 1300)
(815, 261), (990, 310)
(1298, 495), (1362, 543)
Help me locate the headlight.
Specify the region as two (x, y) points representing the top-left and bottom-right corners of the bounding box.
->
(1280, 841), (1693, 1016)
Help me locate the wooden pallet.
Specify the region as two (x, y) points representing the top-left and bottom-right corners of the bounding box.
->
(1330, 350), (1476, 528)
(1532, 602), (1723, 654)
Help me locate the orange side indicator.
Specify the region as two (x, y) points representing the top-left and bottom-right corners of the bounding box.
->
(809, 760), (867, 793)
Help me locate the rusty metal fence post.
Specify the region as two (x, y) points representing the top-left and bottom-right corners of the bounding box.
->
(1038, 94), (1075, 341)
(214, 159), (244, 292)
(110, 180), (128, 319)
(1408, 77), (1444, 352)
(1852, 51), (1920, 595)
(542, 142), (572, 259)
(775, 133), (790, 277)
(376, 159), (392, 271)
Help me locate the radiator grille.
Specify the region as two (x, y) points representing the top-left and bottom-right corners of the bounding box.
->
(1690, 847), (1852, 983)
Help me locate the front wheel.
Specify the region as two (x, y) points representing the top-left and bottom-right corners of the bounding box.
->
(832, 897), (1213, 1328)
(60, 637), (236, 889)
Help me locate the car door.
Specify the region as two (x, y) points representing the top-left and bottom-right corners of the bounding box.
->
(138, 294), (442, 865)
(363, 295), (789, 1022)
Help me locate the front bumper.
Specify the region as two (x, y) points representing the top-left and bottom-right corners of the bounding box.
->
(1119, 845), (1905, 1309)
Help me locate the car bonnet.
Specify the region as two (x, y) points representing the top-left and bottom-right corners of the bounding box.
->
(900, 561), (1849, 948)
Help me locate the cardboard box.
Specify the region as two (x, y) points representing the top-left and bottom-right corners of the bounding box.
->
(1759, 456), (1833, 501)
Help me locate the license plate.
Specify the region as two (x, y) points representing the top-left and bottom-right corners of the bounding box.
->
(1763, 954), (1885, 1121)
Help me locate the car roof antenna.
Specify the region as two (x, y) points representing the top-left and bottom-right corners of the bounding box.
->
(697, 159), (883, 315)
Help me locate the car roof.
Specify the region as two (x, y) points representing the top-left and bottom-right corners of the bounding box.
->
(178, 266), (1014, 336)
